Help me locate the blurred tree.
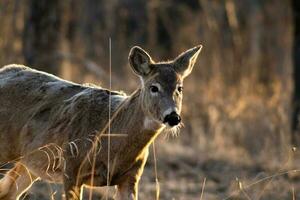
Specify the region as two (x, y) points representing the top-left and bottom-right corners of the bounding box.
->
(292, 0), (300, 144)
(23, 0), (62, 75)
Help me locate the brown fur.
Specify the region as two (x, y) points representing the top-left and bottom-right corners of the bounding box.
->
(0, 45), (201, 200)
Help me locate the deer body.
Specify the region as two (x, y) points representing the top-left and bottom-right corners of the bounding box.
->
(0, 45), (201, 200)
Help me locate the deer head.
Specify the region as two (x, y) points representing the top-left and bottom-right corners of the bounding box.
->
(129, 45), (202, 128)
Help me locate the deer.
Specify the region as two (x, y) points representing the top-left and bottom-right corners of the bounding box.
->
(0, 45), (202, 200)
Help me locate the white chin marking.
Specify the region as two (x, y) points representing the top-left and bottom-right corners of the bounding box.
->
(143, 117), (163, 130)
(164, 122), (172, 128)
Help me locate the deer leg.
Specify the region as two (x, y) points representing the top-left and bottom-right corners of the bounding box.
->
(115, 150), (149, 200)
(63, 164), (83, 200)
(115, 179), (138, 200)
(0, 162), (38, 200)
(63, 180), (82, 200)
(115, 171), (142, 200)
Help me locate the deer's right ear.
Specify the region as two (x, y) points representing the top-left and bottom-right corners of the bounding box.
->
(173, 45), (202, 78)
(129, 46), (153, 76)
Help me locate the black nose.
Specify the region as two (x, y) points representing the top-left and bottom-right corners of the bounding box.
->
(163, 112), (181, 126)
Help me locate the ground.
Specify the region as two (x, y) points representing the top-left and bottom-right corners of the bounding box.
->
(21, 137), (300, 200)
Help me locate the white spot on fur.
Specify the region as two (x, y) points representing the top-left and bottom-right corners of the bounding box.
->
(143, 117), (164, 130)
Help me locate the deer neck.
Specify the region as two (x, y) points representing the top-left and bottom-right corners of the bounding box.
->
(114, 89), (165, 148)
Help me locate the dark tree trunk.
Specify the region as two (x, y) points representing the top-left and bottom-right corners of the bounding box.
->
(23, 0), (62, 75)
(292, 0), (300, 144)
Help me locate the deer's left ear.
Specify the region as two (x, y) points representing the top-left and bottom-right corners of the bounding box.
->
(173, 45), (202, 78)
(129, 46), (153, 77)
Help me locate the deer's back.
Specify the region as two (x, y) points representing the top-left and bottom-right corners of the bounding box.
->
(0, 65), (83, 126)
(0, 64), (126, 162)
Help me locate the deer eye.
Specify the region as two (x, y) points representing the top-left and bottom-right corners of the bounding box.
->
(150, 85), (159, 93)
(178, 86), (183, 92)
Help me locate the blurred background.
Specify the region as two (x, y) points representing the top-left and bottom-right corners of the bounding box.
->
(0, 0), (299, 199)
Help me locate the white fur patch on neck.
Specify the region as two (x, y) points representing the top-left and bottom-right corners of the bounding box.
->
(143, 117), (164, 130)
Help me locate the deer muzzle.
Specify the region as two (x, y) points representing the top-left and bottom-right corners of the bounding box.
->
(163, 111), (181, 126)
